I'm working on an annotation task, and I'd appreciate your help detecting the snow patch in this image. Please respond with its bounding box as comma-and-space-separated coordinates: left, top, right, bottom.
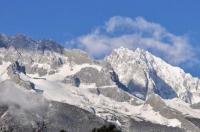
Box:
0, 61, 11, 81
165, 98, 200, 119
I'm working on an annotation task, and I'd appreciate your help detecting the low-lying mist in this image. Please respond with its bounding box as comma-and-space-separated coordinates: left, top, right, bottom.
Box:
0, 80, 49, 124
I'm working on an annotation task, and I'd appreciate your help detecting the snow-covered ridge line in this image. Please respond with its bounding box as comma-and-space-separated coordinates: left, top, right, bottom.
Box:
106, 47, 200, 104
17, 72, 182, 128
1, 33, 200, 131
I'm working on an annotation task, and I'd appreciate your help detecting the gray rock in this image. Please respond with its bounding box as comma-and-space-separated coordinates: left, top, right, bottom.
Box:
89, 87, 132, 102
24, 64, 38, 74
48, 70, 56, 75
0, 34, 64, 54
8, 74, 34, 90
37, 67, 47, 77
18, 81, 35, 90
63, 67, 114, 87
145, 94, 200, 132
0, 81, 109, 132
7, 61, 26, 76
0, 57, 3, 65
50, 57, 63, 69
63, 75, 81, 87
128, 119, 184, 132
64, 49, 92, 64
191, 102, 200, 109
7, 62, 35, 90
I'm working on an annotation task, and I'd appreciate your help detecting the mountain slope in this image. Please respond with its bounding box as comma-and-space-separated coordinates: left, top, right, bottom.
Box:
0, 81, 110, 132
0, 34, 200, 132
106, 47, 200, 104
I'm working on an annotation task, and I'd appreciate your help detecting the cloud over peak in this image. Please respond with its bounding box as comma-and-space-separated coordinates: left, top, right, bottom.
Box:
66, 16, 197, 66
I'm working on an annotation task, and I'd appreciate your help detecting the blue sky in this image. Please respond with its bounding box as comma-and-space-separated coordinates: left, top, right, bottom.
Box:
1, 0, 200, 77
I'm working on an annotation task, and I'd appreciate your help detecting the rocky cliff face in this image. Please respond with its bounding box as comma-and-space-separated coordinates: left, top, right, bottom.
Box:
0, 34, 200, 132
0, 81, 109, 132
106, 47, 200, 104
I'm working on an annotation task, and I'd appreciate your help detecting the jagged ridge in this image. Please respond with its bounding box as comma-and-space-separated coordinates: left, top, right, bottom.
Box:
1, 34, 200, 132
106, 47, 200, 104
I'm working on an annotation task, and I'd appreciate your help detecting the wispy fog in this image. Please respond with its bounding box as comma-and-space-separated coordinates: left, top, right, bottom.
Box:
0, 80, 49, 124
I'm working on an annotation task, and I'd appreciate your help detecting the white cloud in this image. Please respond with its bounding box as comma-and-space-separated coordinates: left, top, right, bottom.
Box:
66, 16, 198, 66
105, 16, 165, 35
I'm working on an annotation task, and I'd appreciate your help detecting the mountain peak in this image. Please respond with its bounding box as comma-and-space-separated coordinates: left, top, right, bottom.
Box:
107, 46, 200, 103
1, 34, 200, 131
113, 47, 151, 58
0, 33, 64, 54
110, 47, 154, 68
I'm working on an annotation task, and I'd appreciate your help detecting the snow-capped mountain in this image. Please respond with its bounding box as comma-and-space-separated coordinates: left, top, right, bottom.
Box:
106, 47, 200, 104
0, 33, 200, 132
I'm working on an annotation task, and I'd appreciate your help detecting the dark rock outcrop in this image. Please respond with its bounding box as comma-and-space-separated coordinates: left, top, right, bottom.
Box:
63, 67, 114, 87
7, 61, 35, 90
0, 81, 109, 132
